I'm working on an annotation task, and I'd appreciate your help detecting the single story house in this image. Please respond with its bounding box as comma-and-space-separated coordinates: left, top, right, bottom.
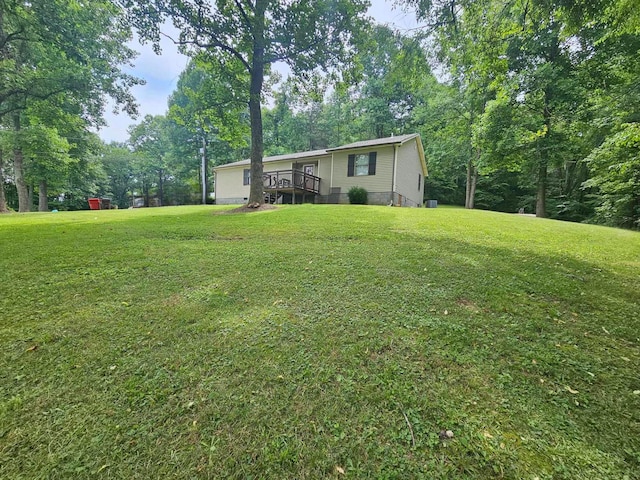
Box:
213, 133, 427, 206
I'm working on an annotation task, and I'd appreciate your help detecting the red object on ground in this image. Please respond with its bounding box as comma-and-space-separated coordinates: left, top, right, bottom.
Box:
88, 198, 101, 210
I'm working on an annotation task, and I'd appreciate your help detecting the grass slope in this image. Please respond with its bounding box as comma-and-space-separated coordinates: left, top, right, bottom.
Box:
1, 205, 639, 479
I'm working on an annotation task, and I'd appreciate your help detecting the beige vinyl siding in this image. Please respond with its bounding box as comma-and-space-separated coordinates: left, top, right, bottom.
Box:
331, 146, 394, 193
214, 167, 250, 203
316, 156, 332, 195
394, 140, 424, 206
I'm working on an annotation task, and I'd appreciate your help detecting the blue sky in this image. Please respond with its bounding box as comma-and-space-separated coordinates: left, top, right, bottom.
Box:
99, 0, 421, 143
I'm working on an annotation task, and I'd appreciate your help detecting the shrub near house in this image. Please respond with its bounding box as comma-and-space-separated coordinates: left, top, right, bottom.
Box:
348, 186, 368, 204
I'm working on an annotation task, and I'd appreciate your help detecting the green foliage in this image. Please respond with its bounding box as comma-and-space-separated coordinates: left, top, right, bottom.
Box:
398, 0, 639, 224
0, 0, 141, 212
347, 186, 368, 204
0, 0, 140, 121
583, 123, 640, 228
168, 57, 249, 147
352, 25, 434, 139
99, 144, 136, 209
18, 124, 73, 186
0, 205, 639, 477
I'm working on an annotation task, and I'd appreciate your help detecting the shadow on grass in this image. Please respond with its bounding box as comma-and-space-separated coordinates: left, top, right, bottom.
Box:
0, 208, 638, 478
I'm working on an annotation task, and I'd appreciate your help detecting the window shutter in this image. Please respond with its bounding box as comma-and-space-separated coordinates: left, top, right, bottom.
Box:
347, 154, 355, 177
368, 152, 377, 175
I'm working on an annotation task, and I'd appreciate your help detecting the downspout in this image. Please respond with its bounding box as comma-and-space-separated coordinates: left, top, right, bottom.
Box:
213, 169, 217, 204
391, 144, 398, 205
330, 153, 334, 189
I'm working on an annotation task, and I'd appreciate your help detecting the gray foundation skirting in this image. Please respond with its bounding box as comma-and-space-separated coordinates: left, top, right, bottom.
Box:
316, 191, 422, 207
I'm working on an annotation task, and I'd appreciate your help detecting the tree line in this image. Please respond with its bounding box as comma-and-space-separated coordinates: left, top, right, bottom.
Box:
1, 0, 638, 229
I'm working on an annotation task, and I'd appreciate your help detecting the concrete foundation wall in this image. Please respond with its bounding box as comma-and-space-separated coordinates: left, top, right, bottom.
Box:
316, 191, 394, 205
215, 197, 246, 205
315, 191, 423, 206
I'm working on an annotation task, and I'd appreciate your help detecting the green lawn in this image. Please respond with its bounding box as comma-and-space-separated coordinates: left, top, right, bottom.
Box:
1, 205, 639, 479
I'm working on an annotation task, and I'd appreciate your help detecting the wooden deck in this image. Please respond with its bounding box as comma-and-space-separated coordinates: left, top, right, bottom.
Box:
263, 169, 320, 194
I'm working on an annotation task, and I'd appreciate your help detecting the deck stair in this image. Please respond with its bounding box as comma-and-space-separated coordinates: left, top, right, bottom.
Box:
264, 192, 282, 204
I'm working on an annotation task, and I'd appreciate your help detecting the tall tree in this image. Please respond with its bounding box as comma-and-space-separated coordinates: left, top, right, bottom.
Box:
353, 25, 433, 140
120, 0, 370, 204
100, 143, 136, 209
168, 57, 249, 203
401, 0, 509, 210
17, 124, 72, 211
406, 0, 598, 217
128, 115, 172, 206
0, 0, 140, 211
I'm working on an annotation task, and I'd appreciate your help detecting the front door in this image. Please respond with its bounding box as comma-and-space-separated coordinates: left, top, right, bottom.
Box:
303, 164, 315, 191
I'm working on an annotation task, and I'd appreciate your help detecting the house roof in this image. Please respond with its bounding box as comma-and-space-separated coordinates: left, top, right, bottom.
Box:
214, 149, 329, 170
213, 133, 427, 176
325, 133, 420, 152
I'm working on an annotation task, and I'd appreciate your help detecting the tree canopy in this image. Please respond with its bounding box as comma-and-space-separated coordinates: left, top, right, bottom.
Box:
0, 0, 141, 211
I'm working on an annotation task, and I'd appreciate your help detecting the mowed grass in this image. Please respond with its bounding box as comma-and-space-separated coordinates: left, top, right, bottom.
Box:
0, 205, 639, 479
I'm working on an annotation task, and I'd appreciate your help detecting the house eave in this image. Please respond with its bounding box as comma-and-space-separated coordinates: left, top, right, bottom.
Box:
213, 149, 329, 171
325, 133, 420, 153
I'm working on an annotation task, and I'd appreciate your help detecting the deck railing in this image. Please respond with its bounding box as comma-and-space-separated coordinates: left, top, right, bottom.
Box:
263, 169, 320, 194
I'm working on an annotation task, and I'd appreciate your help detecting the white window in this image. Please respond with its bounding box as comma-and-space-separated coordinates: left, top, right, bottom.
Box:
355, 154, 370, 176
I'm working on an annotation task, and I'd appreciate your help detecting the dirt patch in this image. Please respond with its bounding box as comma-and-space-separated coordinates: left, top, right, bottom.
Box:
215, 204, 278, 215
457, 298, 481, 313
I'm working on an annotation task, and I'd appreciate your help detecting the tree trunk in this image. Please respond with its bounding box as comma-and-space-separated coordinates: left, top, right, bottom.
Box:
0, 149, 9, 213
468, 168, 477, 209
38, 179, 48, 211
248, 1, 267, 205
201, 135, 208, 204
536, 36, 559, 219
158, 168, 164, 206
12, 114, 30, 212
537, 96, 552, 218
465, 158, 478, 209
535, 159, 547, 217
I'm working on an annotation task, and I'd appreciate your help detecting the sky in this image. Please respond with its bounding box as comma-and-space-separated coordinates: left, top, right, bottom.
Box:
98, 0, 421, 144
